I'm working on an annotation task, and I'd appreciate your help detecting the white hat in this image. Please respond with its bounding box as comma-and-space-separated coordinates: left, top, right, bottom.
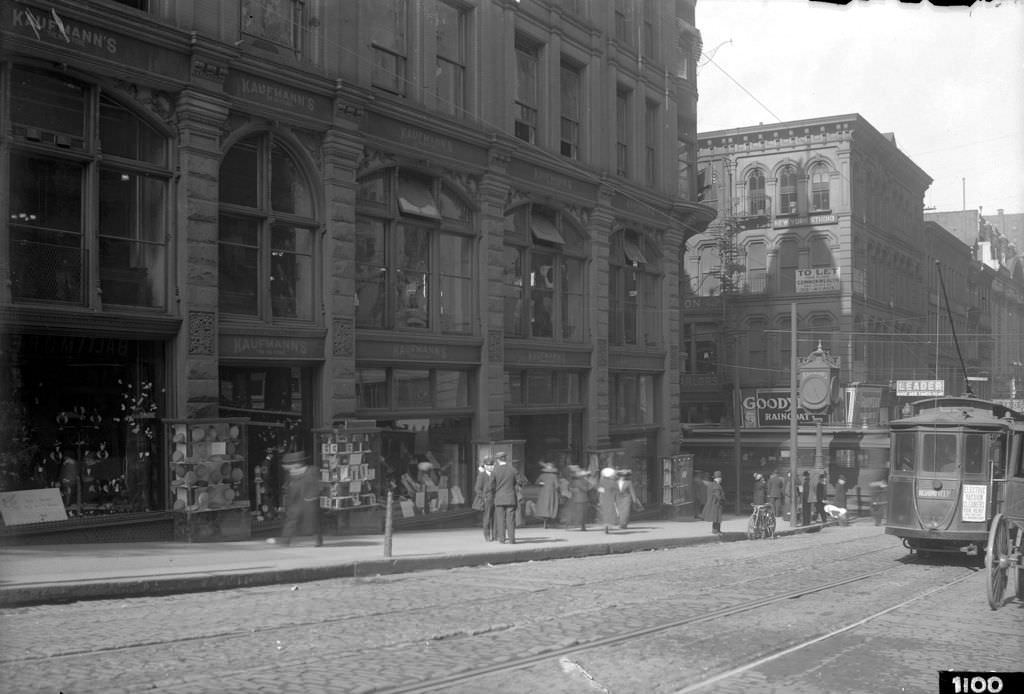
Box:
601, 467, 616, 478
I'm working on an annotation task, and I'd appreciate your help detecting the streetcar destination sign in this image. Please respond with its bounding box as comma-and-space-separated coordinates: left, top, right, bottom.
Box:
917, 488, 953, 498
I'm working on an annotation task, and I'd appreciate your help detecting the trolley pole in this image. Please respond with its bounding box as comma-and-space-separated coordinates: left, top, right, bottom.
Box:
383, 489, 394, 558
789, 302, 799, 528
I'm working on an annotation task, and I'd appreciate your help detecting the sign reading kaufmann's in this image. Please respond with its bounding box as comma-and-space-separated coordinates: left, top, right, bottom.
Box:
796, 267, 840, 293
743, 390, 828, 427
224, 71, 333, 122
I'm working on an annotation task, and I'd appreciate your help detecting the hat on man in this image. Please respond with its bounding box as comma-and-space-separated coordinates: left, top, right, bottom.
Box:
601, 467, 616, 479
617, 469, 632, 477
713, 470, 721, 477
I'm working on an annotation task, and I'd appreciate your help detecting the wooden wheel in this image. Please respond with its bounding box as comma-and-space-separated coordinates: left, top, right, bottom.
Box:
986, 514, 1010, 610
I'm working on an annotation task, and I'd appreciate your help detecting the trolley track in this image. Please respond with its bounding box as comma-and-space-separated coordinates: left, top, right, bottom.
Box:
0, 538, 900, 665
3, 531, 986, 694
376, 566, 978, 694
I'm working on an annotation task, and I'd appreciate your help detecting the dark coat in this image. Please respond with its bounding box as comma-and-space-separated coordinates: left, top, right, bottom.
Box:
473, 468, 494, 508
283, 465, 321, 538
534, 471, 560, 520
490, 462, 519, 506
815, 479, 827, 503
752, 478, 767, 505
767, 474, 785, 500
704, 479, 725, 524
567, 476, 591, 526
834, 480, 848, 509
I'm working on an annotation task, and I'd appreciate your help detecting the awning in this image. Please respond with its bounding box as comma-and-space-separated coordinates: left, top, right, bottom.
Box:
398, 178, 440, 219
530, 215, 565, 245
622, 238, 648, 265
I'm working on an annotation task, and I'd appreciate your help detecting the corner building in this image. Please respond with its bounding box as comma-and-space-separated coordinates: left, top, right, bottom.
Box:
0, 0, 713, 539
685, 114, 949, 508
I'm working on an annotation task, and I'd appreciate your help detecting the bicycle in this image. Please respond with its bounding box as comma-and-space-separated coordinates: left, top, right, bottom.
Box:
747, 503, 776, 540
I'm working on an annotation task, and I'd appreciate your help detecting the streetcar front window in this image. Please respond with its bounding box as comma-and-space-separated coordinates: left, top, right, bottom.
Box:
922, 433, 958, 473
964, 434, 983, 475
892, 431, 916, 472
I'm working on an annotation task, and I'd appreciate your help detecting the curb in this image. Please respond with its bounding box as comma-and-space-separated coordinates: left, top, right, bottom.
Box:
0, 522, 831, 608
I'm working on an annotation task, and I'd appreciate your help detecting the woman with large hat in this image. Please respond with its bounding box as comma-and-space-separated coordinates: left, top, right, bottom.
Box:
597, 466, 619, 534
614, 469, 641, 529
533, 461, 560, 529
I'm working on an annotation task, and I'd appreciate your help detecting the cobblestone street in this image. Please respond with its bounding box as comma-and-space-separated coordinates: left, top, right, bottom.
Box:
2, 526, 1020, 693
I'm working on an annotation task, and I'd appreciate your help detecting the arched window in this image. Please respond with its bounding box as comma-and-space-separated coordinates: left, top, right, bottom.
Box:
810, 163, 830, 211
745, 240, 767, 293
503, 206, 585, 342
778, 165, 798, 215
778, 237, 799, 294
355, 168, 475, 333
747, 169, 766, 215
219, 134, 317, 321
9, 65, 170, 308
610, 229, 661, 347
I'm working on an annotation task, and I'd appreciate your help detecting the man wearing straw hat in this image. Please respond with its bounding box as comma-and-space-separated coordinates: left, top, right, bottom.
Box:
267, 451, 323, 547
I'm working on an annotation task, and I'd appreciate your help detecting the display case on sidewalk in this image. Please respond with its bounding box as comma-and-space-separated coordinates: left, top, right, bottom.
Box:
315, 422, 384, 534
166, 418, 251, 541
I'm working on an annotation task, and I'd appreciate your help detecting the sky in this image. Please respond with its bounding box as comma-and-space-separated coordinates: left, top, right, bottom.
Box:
695, 0, 1024, 216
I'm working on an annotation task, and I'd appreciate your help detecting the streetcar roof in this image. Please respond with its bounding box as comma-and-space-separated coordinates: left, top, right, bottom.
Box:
891, 397, 1024, 429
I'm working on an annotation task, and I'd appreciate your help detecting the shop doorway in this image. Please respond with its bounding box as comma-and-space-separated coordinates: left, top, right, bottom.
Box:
219, 366, 313, 522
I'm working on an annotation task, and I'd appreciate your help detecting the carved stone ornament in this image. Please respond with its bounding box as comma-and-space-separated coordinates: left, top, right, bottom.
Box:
446, 170, 479, 198
112, 80, 175, 122
488, 329, 503, 363
188, 311, 216, 355
357, 149, 397, 178
333, 317, 354, 357
191, 59, 229, 84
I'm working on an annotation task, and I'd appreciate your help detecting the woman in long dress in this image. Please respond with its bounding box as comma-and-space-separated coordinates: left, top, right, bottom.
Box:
613, 469, 641, 529
533, 461, 560, 529
566, 466, 591, 531
597, 467, 619, 534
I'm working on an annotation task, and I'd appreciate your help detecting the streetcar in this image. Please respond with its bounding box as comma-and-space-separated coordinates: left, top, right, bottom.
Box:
885, 395, 1024, 559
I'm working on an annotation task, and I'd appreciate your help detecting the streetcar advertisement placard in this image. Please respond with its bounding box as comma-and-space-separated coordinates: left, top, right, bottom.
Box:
961, 484, 987, 522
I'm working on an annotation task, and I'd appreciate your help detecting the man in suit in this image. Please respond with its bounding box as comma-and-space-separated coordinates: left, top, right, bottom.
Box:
490, 453, 520, 544
473, 458, 495, 541
767, 471, 785, 518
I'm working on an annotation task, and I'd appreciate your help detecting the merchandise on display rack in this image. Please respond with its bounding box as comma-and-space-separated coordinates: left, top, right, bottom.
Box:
315, 423, 385, 533
165, 418, 251, 541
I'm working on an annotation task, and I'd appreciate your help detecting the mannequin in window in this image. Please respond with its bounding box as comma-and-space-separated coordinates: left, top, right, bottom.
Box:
532, 292, 553, 337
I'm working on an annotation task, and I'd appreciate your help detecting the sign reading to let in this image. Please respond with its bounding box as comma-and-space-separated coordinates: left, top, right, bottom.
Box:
0, 488, 68, 526
795, 267, 840, 293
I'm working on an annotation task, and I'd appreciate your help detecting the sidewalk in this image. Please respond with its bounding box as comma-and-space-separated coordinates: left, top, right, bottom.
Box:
0, 514, 833, 608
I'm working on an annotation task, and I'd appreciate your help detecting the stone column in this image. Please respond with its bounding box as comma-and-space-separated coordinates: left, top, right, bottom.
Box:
588, 183, 616, 449
322, 102, 364, 424
174, 88, 230, 418
479, 147, 512, 442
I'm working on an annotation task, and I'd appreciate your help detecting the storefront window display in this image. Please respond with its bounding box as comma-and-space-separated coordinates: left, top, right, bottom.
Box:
0, 335, 165, 515
219, 366, 313, 525
378, 418, 473, 516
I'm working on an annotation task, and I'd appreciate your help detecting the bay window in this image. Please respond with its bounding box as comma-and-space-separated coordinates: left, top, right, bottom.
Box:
356, 169, 475, 333
609, 230, 661, 347
503, 207, 586, 342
